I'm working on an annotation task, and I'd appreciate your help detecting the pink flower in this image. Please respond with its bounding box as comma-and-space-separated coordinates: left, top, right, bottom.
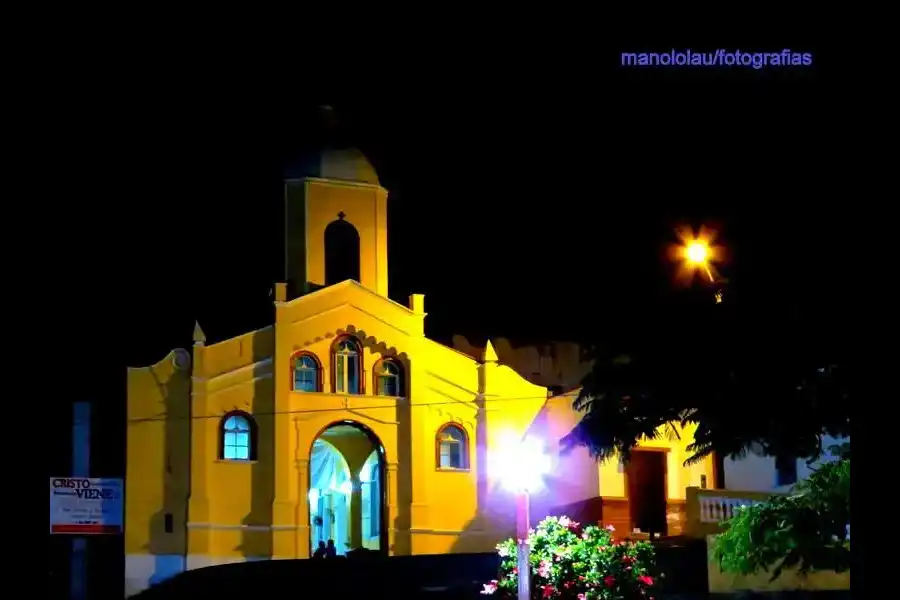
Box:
558, 516, 571, 528
481, 581, 497, 595
638, 575, 654, 586
578, 595, 586, 600
606, 524, 616, 532
538, 560, 551, 578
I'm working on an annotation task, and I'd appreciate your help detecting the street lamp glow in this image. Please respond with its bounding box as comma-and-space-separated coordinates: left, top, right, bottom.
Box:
491, 434, 553, 600
685, 241, 709, 265
493, 435, 552, 493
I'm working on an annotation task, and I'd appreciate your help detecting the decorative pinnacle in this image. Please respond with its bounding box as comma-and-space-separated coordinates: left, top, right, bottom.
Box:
483, 339, 498, 363
192, 321, 206, 345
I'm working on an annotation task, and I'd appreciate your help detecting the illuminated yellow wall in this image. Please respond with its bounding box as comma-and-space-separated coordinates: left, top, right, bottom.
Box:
125, 350, 191, 562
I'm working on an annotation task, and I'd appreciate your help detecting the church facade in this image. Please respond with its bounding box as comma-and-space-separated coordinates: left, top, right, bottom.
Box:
124, 144, 716, 596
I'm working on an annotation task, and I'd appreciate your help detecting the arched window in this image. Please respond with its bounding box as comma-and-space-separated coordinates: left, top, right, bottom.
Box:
436, 424, 469, 470
292, 352, 321, 392
332, 337, 362, 394
324, 217, 361, 285
220, 412, 257, 461
374, 359, 402, 397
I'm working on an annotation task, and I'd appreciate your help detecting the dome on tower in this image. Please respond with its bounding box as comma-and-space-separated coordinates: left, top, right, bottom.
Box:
285, 146, 380, 185
284, 105, 380, 185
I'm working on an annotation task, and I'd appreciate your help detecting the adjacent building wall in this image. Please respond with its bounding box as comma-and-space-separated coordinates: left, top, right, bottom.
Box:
724, 435, 849, 492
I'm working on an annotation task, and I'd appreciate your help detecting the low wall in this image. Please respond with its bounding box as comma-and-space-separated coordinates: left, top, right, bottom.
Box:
706, 536, 850, 594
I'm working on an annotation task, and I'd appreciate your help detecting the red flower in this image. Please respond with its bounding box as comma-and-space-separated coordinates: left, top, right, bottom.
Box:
542, 584, 555, 598
603, 575, 616, 587
622, 555, 636, 564
638, 575, 654, 586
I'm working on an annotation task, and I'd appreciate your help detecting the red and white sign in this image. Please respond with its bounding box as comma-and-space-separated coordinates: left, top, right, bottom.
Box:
49, 477, 123, 535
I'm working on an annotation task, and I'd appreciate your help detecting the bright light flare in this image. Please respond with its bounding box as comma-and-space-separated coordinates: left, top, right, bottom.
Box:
669, 225, 724, 285
491, 434, 553, 493
685, 241, 709, 265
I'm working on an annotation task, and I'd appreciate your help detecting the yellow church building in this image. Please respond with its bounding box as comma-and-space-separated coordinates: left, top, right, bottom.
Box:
124, 140, 716, 596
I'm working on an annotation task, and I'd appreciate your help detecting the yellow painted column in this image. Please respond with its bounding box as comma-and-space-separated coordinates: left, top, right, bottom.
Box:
406, 335, 431, 552
187, 337, 211, 556
295, 458, 310, 558
272, 307, 299, 558
350, 475, 363, 549
386, 462, 398, 555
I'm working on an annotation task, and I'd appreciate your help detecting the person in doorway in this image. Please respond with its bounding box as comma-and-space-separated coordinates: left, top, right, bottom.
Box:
313, 540, 327, 558
326, 539, 337, 558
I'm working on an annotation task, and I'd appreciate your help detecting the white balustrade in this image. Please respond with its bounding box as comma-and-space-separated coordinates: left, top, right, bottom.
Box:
698, 495, 762, 523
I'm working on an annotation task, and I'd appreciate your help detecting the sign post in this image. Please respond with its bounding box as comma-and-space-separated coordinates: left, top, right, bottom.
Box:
48, 403, 123, 600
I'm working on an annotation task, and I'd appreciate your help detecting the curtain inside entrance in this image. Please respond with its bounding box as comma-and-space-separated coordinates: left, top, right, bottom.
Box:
310, 440, 350, 491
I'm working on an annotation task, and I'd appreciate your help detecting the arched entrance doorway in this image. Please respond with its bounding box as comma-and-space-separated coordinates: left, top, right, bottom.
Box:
308, 421, 386, 556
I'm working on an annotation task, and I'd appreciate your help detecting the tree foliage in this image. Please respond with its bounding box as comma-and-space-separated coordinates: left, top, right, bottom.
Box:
562, 285, 853, 466
711, 442, 851, 579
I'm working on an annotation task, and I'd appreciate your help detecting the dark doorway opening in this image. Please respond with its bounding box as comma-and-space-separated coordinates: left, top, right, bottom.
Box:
324, 218, 361, 285
625, 450, 668, 537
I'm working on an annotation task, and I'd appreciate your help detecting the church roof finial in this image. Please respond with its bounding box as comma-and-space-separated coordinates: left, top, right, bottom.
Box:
482, 339, 499, 363
193, 321, 206, 345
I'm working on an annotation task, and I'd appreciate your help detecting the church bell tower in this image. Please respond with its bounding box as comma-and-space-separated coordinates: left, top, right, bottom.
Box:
283, 107, 389, 300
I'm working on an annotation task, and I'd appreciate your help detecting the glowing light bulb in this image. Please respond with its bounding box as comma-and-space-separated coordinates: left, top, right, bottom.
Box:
686, 242, 708, 265
491, 435, 552, 493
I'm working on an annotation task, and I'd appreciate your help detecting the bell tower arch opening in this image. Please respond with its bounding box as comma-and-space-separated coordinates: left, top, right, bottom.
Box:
324, 215, 361, 285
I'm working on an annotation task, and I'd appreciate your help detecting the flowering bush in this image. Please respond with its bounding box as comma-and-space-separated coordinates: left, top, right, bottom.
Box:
482, 516, 658, 600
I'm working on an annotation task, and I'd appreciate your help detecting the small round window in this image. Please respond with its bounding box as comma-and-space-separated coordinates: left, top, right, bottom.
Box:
172, 348, 191, 371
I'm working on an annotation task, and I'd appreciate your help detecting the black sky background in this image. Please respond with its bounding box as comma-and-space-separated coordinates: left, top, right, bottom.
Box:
82, 73, 837, 365
47, 48, 850, 466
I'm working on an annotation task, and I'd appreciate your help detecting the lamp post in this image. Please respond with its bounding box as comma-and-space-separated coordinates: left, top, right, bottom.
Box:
494, 436, 553, 600
676, 229, 729, 487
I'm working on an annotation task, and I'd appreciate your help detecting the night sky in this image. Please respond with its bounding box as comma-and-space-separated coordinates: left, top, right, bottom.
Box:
50, 57, 847, 470
81, 80, 836, 361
